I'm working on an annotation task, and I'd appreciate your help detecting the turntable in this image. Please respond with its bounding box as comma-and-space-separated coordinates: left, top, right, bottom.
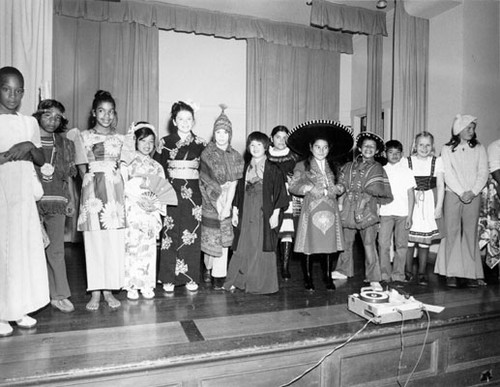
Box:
348, 286, 424, 324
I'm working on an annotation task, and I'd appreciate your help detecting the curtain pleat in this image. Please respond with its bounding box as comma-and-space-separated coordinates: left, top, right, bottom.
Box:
53, 15, 159, 134
54, 0, 352, 54
366, 34, 383, 136
247, 39, 340, 135
392, 0, 429, 152
310, 0, 387, 36
0, 0, 53, 115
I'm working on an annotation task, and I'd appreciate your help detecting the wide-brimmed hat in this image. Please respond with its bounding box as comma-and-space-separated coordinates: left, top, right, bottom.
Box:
355, 131, 385, 154
287, 120, 354, 157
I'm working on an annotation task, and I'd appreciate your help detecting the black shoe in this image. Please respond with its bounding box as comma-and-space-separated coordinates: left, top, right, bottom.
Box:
203, 269, 212, 283
465, 279, 479, 288
281, 242, 292, 280
405, 272, 415, 282
302, 255, 315, 291
213, 277, 225, 290
418, 274, 429, 286
446, 277, 458, 288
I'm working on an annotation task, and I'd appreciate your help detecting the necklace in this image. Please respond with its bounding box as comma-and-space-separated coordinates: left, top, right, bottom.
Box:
40, 134, 56, 182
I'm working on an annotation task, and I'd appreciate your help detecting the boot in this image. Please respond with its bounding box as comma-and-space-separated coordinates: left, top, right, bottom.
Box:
301, 255, 314, 291
281, 241, 292, 280
324, 254, 336, 291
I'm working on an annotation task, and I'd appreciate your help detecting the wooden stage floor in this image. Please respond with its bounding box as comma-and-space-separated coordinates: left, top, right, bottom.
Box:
1, 243, 500, 386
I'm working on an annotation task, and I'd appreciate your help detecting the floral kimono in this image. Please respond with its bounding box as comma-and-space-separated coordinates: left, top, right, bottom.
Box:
154, 132, 206, 286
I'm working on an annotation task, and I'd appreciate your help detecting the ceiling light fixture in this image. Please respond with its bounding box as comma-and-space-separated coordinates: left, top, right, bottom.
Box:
376, 0, 388, 9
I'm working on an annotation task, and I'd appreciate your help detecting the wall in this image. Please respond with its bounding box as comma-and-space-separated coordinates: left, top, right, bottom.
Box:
462, 0, 500, 148
428, 4, 464, 151
158, 30, 247, 153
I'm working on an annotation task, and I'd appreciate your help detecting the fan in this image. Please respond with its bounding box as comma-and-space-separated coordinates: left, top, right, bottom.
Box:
141, 174, 178, 206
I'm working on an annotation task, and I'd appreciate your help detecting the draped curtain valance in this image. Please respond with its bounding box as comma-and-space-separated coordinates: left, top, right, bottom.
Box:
54, 0, 353, 53
310, 0, 387, 36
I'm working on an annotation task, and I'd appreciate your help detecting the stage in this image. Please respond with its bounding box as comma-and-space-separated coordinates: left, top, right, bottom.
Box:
1, 243, 500, 386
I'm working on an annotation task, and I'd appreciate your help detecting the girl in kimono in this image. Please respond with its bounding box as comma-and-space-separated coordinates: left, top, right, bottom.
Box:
0, 66, 48, 336
75, 90, 126, 311
266, 125, 299, 280
223, 131, 289, 294
289, 135, 345, 291
154, 101, 206, 293
200, 106, 244, 289
124, 122, 174, 300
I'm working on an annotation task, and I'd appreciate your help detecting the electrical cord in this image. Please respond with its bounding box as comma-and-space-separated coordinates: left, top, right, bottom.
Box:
279, 318, 375, 387
397, 307, 431, 387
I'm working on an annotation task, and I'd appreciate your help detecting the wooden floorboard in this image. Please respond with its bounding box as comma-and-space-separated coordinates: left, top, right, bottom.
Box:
1, 242, 499, 386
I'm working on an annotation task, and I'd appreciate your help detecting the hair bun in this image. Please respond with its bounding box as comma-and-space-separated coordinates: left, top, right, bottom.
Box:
95, 90, 111, 99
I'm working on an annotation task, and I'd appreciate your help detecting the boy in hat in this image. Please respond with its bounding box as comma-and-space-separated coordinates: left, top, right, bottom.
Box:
332, 132, 393, 291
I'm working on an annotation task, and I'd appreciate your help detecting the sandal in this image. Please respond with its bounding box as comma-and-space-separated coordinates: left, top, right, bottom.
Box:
186, 281, 199, 292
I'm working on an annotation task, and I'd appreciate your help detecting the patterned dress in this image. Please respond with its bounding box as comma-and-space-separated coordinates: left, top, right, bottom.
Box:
200, 142, 244, 257
289, 159, 344, 255
154, 132, 206, 286
124, 153, 169, 292
403, 156, 443, 244
75, 129, 126, 290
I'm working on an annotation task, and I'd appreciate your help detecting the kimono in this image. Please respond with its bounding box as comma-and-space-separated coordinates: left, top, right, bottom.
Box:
224, 160, 289, 294
124, 153, 169, 292
75, 129, 126, 290
154, 132, 206, 286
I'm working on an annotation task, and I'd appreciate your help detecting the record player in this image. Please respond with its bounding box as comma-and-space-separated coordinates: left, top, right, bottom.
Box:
348, 286, 424, 324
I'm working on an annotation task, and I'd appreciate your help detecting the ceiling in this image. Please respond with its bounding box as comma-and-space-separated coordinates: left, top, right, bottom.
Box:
143, 0, 462, 25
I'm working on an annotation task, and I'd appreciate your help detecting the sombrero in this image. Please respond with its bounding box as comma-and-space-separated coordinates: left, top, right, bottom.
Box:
355, 131, 385, 154
287, 120, 354, 157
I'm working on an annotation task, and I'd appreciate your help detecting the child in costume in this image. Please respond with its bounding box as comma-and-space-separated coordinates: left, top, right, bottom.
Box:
200, 105, 244, 289
223, 131, 289, 294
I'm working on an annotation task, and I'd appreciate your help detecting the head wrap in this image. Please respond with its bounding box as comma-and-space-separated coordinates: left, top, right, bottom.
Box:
213, 104, 232, 142
452, 114, 477, 136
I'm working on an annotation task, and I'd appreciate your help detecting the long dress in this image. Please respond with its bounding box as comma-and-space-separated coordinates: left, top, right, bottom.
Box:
154, 132, 206, 286
0, 113, 49, 321
289, 159, 344, 255
75, 129, 126, 291
124, 153, 169, 292
224, 159, 289, 294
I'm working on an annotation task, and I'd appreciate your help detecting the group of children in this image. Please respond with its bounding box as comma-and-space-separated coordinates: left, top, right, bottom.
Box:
331, 121, 488, 292
0, 64, 492, 338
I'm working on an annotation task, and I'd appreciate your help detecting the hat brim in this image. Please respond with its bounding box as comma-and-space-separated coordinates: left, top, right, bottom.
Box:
355, 131, 385, 153
288, 120, 354, 157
